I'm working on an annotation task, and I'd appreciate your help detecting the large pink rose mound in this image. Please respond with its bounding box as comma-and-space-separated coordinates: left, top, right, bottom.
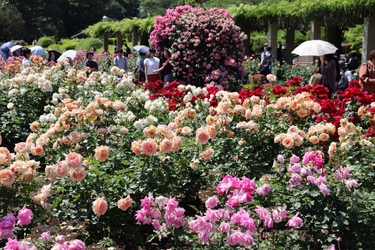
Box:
150, 5, 247, 91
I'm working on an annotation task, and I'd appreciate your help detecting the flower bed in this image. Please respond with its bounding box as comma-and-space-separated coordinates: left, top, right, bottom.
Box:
1, 51, 375, 249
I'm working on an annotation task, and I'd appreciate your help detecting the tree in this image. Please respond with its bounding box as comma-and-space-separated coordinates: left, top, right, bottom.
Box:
0, 5, 25, 41
139, 0, 179, 18
105, 0, 140, 20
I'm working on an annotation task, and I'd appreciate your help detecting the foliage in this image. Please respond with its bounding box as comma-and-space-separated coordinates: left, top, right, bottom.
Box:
58, 39, 81, 52
344, 24, 363, 55
0, 5, 25, 41
37, 36, 56, 48
75, 38, 104, 51
151, 5, 247, 91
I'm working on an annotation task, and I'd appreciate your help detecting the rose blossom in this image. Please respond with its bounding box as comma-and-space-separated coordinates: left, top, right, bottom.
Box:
41, 232, 51, 241
196, 127, 210, 144
319, 133, 329, 141
199, 148, 214, 160
140, 140, 157, 155
17, 205, 33, 226
55, 161, 69, 177
205, 196, 219, 209
0, 147, 12, 165
117, 196, 133, 211
281, 135, 294, 149
66, 152, 83, 168
256, 184, 271, 196
31, 145, 44, 156
287, 212, 303, 228
309, 135, 320, 144
68, 239, 86, 250
5, 238, 19, 249
70, 167, 87, 182
94, 146, 109, 162
55, 235, 65, 244
277, 154, 284, 163
0, 169, 15, 186
159, 139, 173, 153
92, 198, 108, 217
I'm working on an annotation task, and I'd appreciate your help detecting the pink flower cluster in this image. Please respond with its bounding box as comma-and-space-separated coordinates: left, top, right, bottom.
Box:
216, 175, 256, 207
135, 194, 185, 238
284, 151, 358, 195
150, 5, 246, 89
5, 236, 86, 250
0, 205, 32, 239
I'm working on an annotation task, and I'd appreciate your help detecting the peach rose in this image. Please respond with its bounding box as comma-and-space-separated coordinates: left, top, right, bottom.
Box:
312, 103, 321, 113
199, 148, 214, 160
196, 127, 210, 144
319, 133, 329, 142
45, 165, 56, 178
171, 136, 182, 152
181, 126, 192, 136
0, 147, 12, 165
207, 125, 216, 139
92, 197, 108, 217
143, 126, 156, 138
296, 108, 309, 118
0, 135, 2, 145
309, 135, 320, 144
94, 146, 110, 162
141, 140, 157, 155
205, 115, 215, 125
0, 169, 15, 186
66, 152, 83, 168
238, 139, 246, 146
14, 142, 29, 154
282, 135, 294, 149
55, 161, 69, 177
30, 121, 40, 131
245, 109, 252, 120
70, 166, 86, 181
31, 145, 44, 157
251, 105, 263, 118
357, 106, 366, 116
159, 139, 173, 153
131, 140, 142, 155
117, 196, 133, 211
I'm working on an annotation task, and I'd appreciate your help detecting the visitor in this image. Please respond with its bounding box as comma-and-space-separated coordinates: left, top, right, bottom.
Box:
22, 48, 32, 69
144, 47, 160, 84
113, 48, 128, 71
153, 49, 173, 85
336, 66, 352, 91
308, 68, 322, 87
136, 52, 147, 82
64, 57, 75, 71
47, 50, 60, 63
358, 49, 375, 94
320, 54, 337, 98
259, 46, 275, 76
124, 44, 131, 57
261, 46, 275, 64
84, 51, 98, 76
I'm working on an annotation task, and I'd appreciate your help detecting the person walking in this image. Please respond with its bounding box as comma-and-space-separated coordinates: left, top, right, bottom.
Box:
113, 48, 128, 71
153, 49, 173, 85
320, 54, 337, 98
358, 50, 375, 94
144, 47, 160, 84
136, 52, 147, 82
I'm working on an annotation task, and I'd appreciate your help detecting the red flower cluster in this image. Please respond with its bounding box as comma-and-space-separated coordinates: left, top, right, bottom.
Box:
272, 85, 286, 96
285, 76, 302, 87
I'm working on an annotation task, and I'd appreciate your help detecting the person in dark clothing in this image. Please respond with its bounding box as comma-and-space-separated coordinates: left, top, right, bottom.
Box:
154, 49, 173, 85
84, 51, 98, 76
320, 54, 337, 98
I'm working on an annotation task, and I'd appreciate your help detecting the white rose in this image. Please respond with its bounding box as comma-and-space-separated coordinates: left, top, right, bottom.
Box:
7, 103, 14, 109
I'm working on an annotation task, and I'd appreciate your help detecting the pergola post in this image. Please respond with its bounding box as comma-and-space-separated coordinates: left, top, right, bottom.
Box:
310, 21, 321, 40
267, 22, 278, 57
116, 33, 123, 50
362, 17, 375, 63
103, 34, 108, 52
286, 28, 295, 64
132, 30, 139, 47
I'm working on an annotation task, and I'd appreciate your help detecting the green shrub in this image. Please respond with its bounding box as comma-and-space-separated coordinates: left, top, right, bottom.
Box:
37, 36, 55, 48
59, 38, 80, 51
76, 38, 103, 51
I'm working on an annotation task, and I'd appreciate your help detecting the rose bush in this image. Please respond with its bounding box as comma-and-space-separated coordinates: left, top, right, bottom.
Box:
151, 5, 247, 91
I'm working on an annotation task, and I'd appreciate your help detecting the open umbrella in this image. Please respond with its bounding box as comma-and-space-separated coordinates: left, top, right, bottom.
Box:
291, 40, 338, 56
133, 45, 149, 54
10, 45, 23, 53
61, 50, 77, 59
47, 49, 62, 62
30, 46, 46, 56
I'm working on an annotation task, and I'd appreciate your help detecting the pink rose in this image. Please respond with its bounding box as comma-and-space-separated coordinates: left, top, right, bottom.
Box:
55, 161, 69, 177
68, 239, 86, 250
159, 139, 173, 153
17, 205, 33, 226
41, 232, 51, 242
69, 167, 86, 182
66, 152, 83, 168
0, 169, 15, 186
205, 196, 219, 209
287, 212, 303, 228
92, 198, 108, 217
4, 238, 19, 249
55, 235, 65, 244
196, 127, 210, 144
94, 146, 109, 162
141, 140, 157, 155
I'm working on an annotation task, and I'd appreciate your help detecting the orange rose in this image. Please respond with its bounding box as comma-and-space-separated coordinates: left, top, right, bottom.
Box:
0, 169, 15, 186
0, 147, 12, 165
309, 135, 320, 144
66, 152, 83, 168
319, 133, 329, 142
296, 108, 309, 118
282, 135, 294, 149
92, 197, 108, 217
30, 121, 40, 131
131, 140, 142, 155
94, 146, 110, 162
117, 196, 133, 211
32, 145, 44, 157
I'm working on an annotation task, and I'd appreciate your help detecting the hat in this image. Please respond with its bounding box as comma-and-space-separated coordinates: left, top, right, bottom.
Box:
149, 47, 156, 53
116, 48, 123, 53
86, 51, 94, 57
264, 43, 268, 46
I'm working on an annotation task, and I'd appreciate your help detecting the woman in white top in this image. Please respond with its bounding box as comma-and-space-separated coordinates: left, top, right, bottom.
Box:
22, 48, 32, 69
144, 47, 160, 83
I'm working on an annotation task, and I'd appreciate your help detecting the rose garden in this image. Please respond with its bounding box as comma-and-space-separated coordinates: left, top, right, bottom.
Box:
1, 5, 375, 250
